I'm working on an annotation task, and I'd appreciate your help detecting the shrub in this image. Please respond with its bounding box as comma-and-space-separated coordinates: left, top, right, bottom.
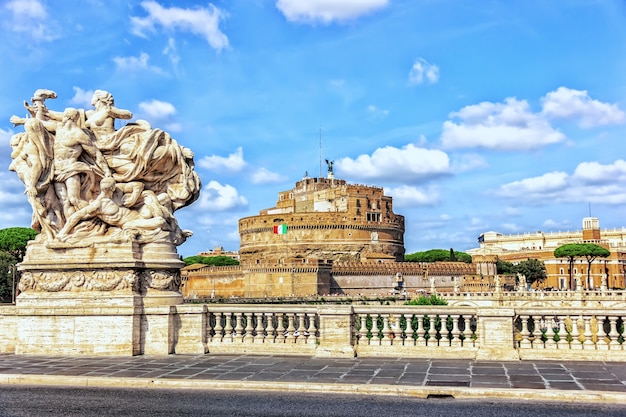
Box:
404, 294, 448, 306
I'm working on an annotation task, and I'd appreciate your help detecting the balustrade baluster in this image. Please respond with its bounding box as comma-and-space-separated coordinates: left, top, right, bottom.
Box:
307, 313, 317, 342
223, 312, 234, 342
556, 316, 568, 350
381, 314, 392, 345
285, 313, 296, 343
357, 314, 368, 345
404, 314, 415, 346
276, 313, 286, 343
459, 315, 468, 347
544, 317, 557, 349
295, 312, 307, 344
234, 312, 244, 341
570, 315, 582, 350
596, 315, 609, 350
206, 312, 215, 342
393, 314, 401, 345
416, 315, 426, 346
244, 312, 254, 343
451, 315, 461, 347
213, 312, 224, 342
265, 312, 276, 343
519, 315, 531, 349
531, 315, 543, 349
255, 312, 265, 343
607, 316, 619, 350
582, 315, 594, 349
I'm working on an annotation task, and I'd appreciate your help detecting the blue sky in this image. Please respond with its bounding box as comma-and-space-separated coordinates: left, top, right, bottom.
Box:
1, 0, 626, 258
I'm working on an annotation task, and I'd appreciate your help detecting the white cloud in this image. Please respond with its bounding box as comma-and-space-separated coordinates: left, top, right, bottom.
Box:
572, 160, 626, 184
498, 171, 569, 197
131, 1, 229, 51
4, 0, 59, 41
163, 37, 180, 66
504, 207, 522, 216
251, 168, 287, 184
384, 185, 440, 207
195, 180, 248, 211
543, 219, 571, 229
70, 87, 94, 108
367, 105, 389, 118
541, 87, 625, 128
138, 99, 176, 119
408, 58, 439, 85
276, 0, 389, 23
450, 153, 487, 173
338, 143, 451, 182
495, 160, 626, 206
113, 52, 165, 74
441, 97, 566, 151
463, 217, 489, 233
198, 148, 247, 172
501, 223, 523, 232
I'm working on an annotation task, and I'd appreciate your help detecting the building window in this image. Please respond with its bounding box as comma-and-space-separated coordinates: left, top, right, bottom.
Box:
367, 212, 381, 222
559, 268, 564, 274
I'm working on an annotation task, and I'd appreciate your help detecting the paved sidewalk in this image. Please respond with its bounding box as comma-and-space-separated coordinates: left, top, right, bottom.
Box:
1, 354, 626, 403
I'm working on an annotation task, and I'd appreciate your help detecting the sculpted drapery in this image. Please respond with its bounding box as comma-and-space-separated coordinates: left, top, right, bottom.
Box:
9, 89, 200, 247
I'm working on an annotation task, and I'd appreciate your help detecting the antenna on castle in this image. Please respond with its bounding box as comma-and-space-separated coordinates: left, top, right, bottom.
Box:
319, 125, 322, 179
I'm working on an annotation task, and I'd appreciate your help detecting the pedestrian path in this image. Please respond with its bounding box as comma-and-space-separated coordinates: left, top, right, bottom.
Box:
1, 354, 625, 403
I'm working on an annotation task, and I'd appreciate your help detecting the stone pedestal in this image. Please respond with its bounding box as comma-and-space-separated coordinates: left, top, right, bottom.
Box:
14, 241, 184, 356
315, 305, 356, 358
475, 307, 520, 361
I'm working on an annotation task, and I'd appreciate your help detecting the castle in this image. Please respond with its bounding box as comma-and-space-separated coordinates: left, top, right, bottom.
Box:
182, 170, 481, 298
238, 171, 405, 264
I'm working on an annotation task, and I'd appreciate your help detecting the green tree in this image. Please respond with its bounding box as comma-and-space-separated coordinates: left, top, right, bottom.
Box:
496, 258, 516, 274
0, 227, 37, 303
405, 249, 471, 263
0, 251, 17, 303
0, 227, 38, 262
183, 255, 240, 266
554, 243, 610, 289
513, 258, 547, 289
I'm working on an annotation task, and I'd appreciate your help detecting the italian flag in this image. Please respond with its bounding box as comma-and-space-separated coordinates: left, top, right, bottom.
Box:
273, 224, 287, 234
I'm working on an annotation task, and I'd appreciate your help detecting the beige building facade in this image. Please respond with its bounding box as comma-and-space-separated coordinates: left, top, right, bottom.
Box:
468, 217, 626, 290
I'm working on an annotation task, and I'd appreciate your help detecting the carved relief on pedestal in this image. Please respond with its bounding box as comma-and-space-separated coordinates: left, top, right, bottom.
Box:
18, 270, 140, 293
141, 270, 182, 292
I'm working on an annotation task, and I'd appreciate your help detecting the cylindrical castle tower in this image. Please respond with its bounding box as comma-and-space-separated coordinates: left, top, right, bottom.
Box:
238, 175, 405, 264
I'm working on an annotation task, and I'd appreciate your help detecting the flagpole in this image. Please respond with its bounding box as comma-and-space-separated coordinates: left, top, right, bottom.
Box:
319, 125, 322, 179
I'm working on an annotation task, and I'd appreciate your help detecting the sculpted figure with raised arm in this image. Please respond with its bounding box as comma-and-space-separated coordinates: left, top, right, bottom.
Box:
8, 89, 201, 248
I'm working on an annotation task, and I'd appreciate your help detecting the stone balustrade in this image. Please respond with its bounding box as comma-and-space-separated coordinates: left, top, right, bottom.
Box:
1, 302, 624, 360
351, 305, 481, 359
514, 307, 626, 361
201, 305, 320, 356
440, 289, 626, 308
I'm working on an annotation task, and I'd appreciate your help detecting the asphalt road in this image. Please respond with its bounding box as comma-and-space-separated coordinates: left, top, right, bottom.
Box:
0, 386, 625, 417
